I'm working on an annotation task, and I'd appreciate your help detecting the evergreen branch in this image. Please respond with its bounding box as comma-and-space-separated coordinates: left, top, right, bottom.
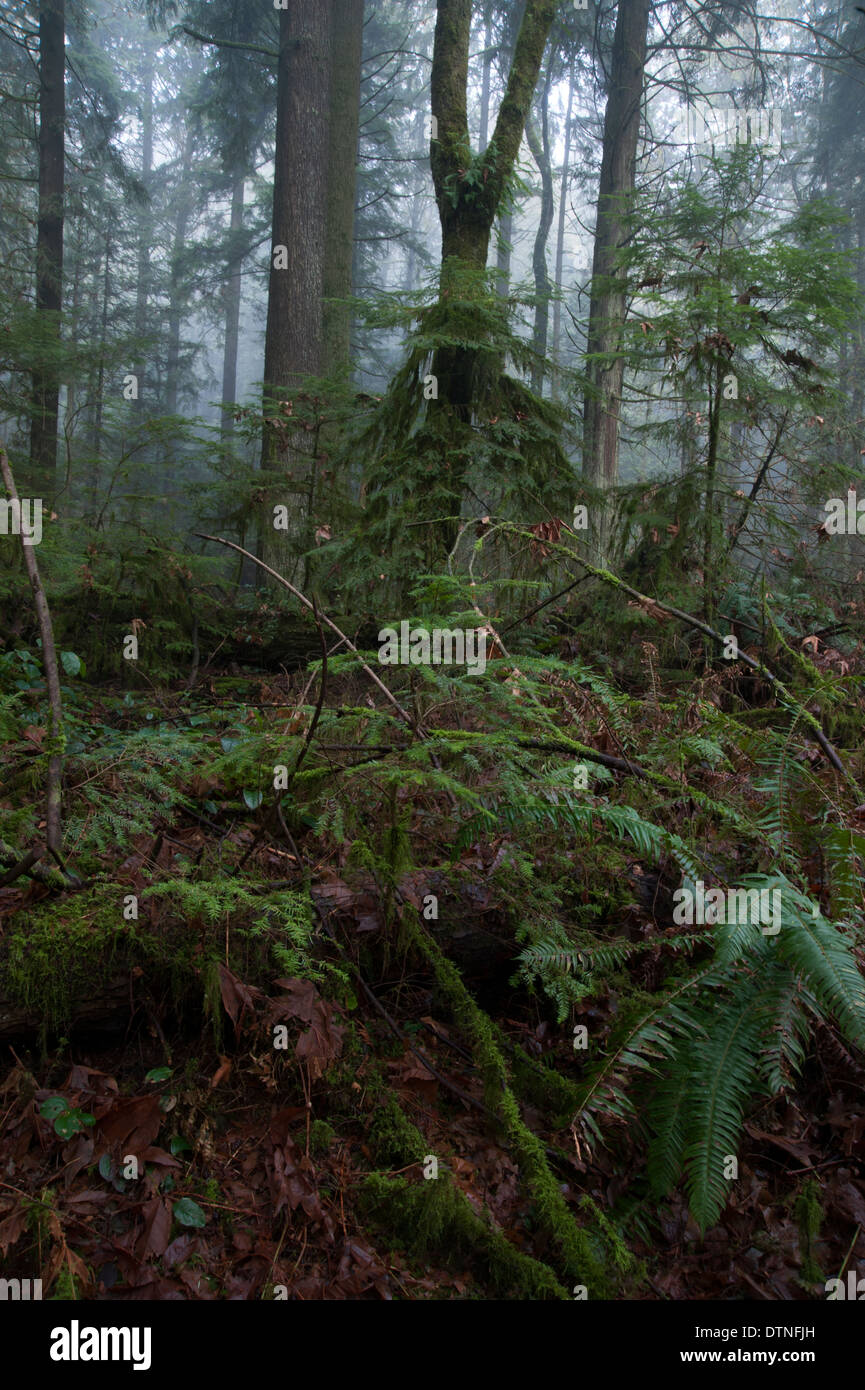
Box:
179, 26, 278, 60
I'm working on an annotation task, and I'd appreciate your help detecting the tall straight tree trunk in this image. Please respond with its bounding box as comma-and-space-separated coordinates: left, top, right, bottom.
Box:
551, 58, 575, 399
134, 59, 154, 413
526, 63, 554, 394
323, 0, 364, 376
260, 1, 333, 579
30, 0, 65, 477
64, 227, 82, 447
406, 110, 426, 292
91, 224, 111, 503
220, 172, 245, 437
582, 0, 650, 496
478, 0, 493, 148
166, 128, 195, 417
495, 209, 513, 297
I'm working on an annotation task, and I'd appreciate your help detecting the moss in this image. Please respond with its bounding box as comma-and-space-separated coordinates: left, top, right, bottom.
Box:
2, 892, 131, 1034
795, 1179, 824, 1286
0, 876, 332, 1039
500, 1033, 583, 1121
360, 1173, 565, 1300
401, 910, 632, 1294
363, 1089, 568, 1298
309, 1119, 337, 1157
369, 1097, 426, 1168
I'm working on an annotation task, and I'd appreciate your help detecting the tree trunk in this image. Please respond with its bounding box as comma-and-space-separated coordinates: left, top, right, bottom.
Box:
64, 231, 82, 448
430, 0, 555, 406
323, 0, 364, 377
260, 2, 333, 581
30, 0, 65, 478
491, 1, 527, 302
478, 0, 493, 149
551, 59, 575, 400
526, 64, 554, 395
220, 173, 245, 437
495, 208, 513, 299
582, 0, 650, 495
92, 226, 111, 468
134, 58, 154, 413
166, 127, 195, 417
703, 359, 724, 633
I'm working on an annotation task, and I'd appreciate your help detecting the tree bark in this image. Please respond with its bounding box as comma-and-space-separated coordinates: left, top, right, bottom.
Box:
582, 0, 650, 493
134, 57, 154, 413
220, 172, 245, 436
166, 127, 195, 417
260, 2, 333, 581
526, 64, 554, 395
30, 0, 65, 477
551, 58, 575, 400
430, 0, 555, 406
323, 0, 364, 377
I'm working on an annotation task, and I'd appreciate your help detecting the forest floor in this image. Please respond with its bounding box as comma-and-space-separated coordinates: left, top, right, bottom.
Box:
1, 644, 864, 1301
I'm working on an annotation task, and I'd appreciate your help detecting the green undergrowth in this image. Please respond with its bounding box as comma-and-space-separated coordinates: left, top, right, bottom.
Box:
2, 579, 864, 1251
0, 875, 338, 1042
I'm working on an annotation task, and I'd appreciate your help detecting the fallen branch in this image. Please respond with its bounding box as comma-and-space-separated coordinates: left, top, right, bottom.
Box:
0, 447, 77, 883
516, 740, 647, 779
195, 534, 416, 731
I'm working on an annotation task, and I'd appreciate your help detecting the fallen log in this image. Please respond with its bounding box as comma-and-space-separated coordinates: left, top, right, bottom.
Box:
0, 975, 135, 1040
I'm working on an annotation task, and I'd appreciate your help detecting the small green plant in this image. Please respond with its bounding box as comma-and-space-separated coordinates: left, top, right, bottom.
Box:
39, 1097, 95, 1140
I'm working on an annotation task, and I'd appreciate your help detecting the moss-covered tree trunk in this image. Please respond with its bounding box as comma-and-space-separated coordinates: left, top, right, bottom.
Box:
428, 0, 555, 493
431, 0, 553, 279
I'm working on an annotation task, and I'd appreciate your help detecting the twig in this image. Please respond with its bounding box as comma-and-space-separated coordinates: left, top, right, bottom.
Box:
727, 412, 788, 556
195, 534, 416, 731
516, 739, 648, 778
498, 573, 594, 637
506, 523, 856, 788
286, 596, 328, 787
0, 447, 73, 876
